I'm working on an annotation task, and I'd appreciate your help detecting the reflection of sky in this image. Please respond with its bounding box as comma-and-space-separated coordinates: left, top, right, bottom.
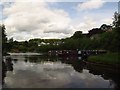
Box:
4, 60, 115, 88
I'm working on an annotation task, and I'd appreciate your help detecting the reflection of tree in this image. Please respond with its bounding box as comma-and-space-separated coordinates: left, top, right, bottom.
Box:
13, 59, 18, 63
86, 63, 120, 89
2, 60, 7, 85
24, 56, 85, 73
2, 57, 13, 85
24, 59, 28, 62
15, 55, 120, 89
26, 56, 38, 63
60, 57, 85, 73
5, 57, 13, 71
25, 55, 59, 63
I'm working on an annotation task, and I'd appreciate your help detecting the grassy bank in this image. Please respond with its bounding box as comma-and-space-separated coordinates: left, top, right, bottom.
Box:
87, 53, 120, 65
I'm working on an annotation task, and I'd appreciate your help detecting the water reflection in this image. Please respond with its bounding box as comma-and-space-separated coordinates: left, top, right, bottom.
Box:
5, 57, 13, 71
13, 59, 18, 63
2, 55, 119, 88
2, 57, 13, 85
2, 61, 7, 85
86, 63, 120, 89
58, 57, 84, 73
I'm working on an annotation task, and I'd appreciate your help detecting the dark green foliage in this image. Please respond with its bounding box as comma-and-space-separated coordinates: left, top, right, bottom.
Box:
71, 31, 83, 39
1, 24, 8, 55
5, 27, 120, 53
88, 53, 120, 64
113, 12, 120, 27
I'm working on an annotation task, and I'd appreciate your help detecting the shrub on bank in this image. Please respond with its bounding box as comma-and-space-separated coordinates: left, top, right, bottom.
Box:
87, 53, 120, 65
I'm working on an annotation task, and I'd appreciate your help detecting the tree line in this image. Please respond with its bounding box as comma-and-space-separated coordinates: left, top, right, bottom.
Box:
1, 12, 120, 54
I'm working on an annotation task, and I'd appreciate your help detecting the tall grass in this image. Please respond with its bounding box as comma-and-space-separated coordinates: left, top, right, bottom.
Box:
87, 53, 120, 65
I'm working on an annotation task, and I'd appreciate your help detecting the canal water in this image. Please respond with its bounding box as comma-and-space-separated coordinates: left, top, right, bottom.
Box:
2, 54, 120, 88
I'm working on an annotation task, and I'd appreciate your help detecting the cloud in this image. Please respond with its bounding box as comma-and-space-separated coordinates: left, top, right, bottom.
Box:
0, 20, 2, 25
76, 0, 105, 11
3, 2, 72, 41
71, 14, 113, 34
3, 1, 114, 41
73, 16, 97, 33
101, 18, 113, 25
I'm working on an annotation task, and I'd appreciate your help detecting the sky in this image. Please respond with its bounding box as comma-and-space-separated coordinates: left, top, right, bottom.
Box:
0, 0, 119, 41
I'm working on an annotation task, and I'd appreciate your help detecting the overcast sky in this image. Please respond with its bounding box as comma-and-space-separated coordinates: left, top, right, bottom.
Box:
0, 0, 118, 41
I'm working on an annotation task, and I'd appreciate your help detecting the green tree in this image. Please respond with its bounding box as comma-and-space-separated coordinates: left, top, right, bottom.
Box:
1, 25, 8, 55
113, 12, 120, 27
71, 31, 83, 39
